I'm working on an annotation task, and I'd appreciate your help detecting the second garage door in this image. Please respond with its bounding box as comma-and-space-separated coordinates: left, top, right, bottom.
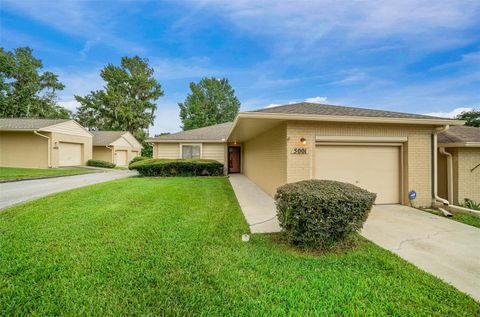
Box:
59, 142, 82, 166
115, 150, 128, 166
315, 145, 400, 204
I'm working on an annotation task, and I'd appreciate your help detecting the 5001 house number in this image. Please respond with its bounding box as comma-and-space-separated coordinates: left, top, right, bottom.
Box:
291, 148, 307, 155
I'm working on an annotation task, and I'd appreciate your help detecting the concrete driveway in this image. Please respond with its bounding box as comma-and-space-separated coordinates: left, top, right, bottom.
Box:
0, 170, 137, 210
362, 204, 480, 301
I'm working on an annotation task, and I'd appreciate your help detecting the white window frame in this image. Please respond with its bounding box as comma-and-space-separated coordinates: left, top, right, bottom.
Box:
179, 143, 203, 159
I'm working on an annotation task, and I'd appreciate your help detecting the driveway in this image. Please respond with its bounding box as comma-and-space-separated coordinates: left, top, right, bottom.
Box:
0, 170, 137, 210
362, 204, 480, 301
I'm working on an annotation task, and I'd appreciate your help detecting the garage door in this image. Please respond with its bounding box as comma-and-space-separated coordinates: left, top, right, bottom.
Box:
315, 145, 400, 204
131, 151, 140, 159
115, 150, 128, 166
59, 142, 82, 166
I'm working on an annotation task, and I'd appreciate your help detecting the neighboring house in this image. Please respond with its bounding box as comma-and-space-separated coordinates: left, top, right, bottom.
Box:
0, 118, 92, 168
91, 131, 142, 166
437, 125, 480, 204
149, 102, 463, 207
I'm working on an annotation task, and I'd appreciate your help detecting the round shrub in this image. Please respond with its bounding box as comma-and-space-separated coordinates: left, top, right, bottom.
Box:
275, 180, 376, 249
86, 159, 116, 168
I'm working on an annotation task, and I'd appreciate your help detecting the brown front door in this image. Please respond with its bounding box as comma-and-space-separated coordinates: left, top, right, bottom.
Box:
228, 147, 241, 173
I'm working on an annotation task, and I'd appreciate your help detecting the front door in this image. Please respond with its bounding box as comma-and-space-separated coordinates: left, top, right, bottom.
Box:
228, 147, 241, 173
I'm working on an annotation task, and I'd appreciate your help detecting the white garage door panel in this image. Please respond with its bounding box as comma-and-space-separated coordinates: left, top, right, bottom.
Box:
115, 150, 128, 166
315, 145, 400, 204
59, 143, 82, 166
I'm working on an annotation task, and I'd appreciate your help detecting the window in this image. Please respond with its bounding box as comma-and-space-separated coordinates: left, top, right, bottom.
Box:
182, 145, 201, 159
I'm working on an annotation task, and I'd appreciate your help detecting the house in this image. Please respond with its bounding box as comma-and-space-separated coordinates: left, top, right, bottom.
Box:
437, 125, 480, 204
91, 131, 142, 166
148, 103, 464, 207
0, 118, 93, 168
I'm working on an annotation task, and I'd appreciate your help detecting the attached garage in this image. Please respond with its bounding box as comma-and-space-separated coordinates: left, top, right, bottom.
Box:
114, 150, 128, 166
0, 118, 92, 168
91, 131, 142, 166
315, 145, 401, 204
59, 142, 83, 166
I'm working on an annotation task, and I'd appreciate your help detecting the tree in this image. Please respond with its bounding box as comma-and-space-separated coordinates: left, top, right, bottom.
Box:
0, 47, 70, 119
75, 56, 164, 156
179, 77, 240, 130
456, 109, 480, 127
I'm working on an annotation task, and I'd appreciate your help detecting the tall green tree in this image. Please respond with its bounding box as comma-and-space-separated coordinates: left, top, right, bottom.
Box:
75, 56, 164, 156
179, 77, 240, 130
0, 47, 70, 118
456, 109, 480, 127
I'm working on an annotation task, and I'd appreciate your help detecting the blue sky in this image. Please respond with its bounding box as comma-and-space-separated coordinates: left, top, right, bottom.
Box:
1, 0, 479, 135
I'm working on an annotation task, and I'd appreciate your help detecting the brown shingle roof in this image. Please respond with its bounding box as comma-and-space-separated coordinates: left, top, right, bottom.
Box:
91, 131, 128, 145
438, 126, 480, 144
0, 118, 70, 130
251, 102, 449, 120
149, 122, 233, 142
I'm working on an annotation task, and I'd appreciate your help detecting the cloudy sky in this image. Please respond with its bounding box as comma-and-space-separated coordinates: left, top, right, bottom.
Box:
1, 0, 479, 134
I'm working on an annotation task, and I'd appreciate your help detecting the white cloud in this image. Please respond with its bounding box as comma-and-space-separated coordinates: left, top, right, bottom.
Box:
265, 103, 280, 108
424, 107, 473, 118
304, 96, 328, 104
192, 1, 480, 53
58, 100, 81, 111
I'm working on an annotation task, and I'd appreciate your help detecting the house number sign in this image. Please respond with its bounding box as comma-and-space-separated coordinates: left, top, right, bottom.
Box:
291, 148, 307, 155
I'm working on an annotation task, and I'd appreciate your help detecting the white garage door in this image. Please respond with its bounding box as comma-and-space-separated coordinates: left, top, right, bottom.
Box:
315, 145, 400, 204
59, 142, 82, 166
115, 150, 128, 166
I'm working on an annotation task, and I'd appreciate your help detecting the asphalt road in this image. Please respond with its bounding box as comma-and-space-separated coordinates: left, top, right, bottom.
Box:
0, 170, 137, 210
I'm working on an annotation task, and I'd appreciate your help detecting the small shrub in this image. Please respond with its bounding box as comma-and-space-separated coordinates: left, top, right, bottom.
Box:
275, 180, 376, 249
462, 198, 480, 211
128, 159, 224, 177
129, 156, 149, 165
86, 159, 116, 168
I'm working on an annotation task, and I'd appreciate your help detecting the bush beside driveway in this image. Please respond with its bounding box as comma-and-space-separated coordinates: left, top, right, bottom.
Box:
0, 177, 478, 315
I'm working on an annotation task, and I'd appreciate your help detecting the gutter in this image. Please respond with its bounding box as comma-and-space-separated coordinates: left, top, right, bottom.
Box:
439, 147, 454, 203
34, 130, 52, 168
432, 125, 450, 207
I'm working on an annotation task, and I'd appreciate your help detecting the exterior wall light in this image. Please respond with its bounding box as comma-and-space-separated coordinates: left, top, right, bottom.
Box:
300, 138, 307, 145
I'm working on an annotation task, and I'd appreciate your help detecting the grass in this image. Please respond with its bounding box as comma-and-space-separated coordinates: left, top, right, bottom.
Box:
0, 166, 97, 182
423, 208, 480, 229
0, 177, 478, 316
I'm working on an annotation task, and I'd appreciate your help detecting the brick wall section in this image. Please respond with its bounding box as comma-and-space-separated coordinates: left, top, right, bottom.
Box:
243, 122, 287, 196
286, 121, 435, 207
456, 148, 480, 203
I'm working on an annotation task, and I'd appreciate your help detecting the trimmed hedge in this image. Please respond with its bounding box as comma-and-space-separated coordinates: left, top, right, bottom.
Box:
129, 156, 149, 165
86, 159, 116, 168
275, 180, 376, 249
129, 159, 224, 177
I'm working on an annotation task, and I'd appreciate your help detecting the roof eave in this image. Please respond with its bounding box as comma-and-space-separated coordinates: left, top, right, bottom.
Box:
147, 139, 226, 143
237, 111, 465, 126
438, 142, 480, 148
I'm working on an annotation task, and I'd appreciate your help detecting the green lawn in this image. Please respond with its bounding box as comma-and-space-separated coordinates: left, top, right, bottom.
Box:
424, 208, 480, 229
0, 178, 478, 316
0, 166, 96, 181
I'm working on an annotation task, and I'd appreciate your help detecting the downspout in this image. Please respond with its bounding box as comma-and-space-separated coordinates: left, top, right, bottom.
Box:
432, 125, 449, 206
34, 130, 52, 168
439, 147, 453, 203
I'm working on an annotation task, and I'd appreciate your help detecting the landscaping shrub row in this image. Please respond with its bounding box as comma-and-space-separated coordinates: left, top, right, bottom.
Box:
86, 159, 116, 168
275, 179, 376, 249
129, 158, 224, 177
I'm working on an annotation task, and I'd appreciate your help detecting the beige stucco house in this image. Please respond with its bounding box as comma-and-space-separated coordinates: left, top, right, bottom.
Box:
0, 118, 92, 168
149, 103, 464, 207
437, 125, 480, 204
92, 131, 142, 166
